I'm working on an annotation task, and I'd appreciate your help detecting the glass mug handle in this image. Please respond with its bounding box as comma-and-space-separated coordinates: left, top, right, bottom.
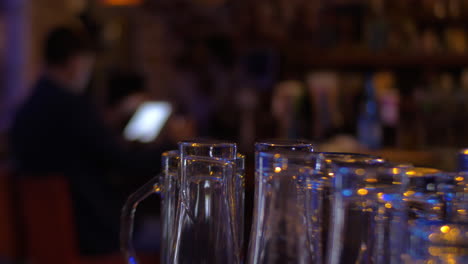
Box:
121, 174, 163, 264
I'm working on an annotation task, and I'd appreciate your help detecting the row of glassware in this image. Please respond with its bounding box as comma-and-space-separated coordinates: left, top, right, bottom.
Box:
121, 140, 468, 264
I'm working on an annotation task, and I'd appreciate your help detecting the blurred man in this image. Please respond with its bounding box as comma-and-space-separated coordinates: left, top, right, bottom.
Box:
10, 26, 167, 255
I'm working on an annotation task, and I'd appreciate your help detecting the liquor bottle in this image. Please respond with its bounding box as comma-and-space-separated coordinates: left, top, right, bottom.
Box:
272, 80, 305, 139
375, 71, 399, 147
357, 76, 382, 150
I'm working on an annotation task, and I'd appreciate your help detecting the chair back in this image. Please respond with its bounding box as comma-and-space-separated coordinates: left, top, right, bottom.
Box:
0, 166, 17, 261
18, 175, 80, 264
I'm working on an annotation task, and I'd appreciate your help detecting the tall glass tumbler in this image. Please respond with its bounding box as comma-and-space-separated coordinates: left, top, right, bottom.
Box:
399, 169, 468, 263
401, 171, 468, 263
172, 141, 240, 264
247, 150, 320, 264
308, 153, 383, 264
406, 221, 468, 264
403, 168, 448, 222
327, 161, 410, 264
440, 172, 468, 223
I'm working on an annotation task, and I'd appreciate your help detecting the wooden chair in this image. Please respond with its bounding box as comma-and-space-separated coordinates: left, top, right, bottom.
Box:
17, 175, 158, 264
0, 165, 18, 262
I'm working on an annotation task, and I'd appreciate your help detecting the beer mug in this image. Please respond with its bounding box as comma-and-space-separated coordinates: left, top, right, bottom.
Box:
121, 141, 245, 264
121, 150, 179, 264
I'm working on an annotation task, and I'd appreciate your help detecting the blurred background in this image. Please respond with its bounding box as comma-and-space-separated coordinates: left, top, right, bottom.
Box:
2, 0, 468, 263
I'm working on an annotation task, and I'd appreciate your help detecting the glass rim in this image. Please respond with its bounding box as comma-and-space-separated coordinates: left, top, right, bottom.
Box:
410, 221, 468, 243
179, 139, 237, 148
257, 151, 384, 162
332, 160, 411, 170
237, 153, 246, 159
318, 151, 383, 159
405, 167, 442, 177
164, 149, 245, 160
255, 139, 314, 149
257, 150, 320, 160
321, 152, 382, 160
162, 150, 179, 157
405, 170, 468, 183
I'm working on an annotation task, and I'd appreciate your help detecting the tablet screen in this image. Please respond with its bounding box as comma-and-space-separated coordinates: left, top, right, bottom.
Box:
124, 101, 172, 143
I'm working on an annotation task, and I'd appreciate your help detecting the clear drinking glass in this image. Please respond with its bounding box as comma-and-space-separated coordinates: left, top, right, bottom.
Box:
247, 150, 321, 264
400, 170, 468, 263
404, 172, 468, 263
327, 161, 411, 264
248, 140, 315, 263
406, 221, 468, 264
441, 172, 468, 223
121, 141, 244, 264
308, 153, 383, 264
172, 141, 240, 264
403, 168, 449, 222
